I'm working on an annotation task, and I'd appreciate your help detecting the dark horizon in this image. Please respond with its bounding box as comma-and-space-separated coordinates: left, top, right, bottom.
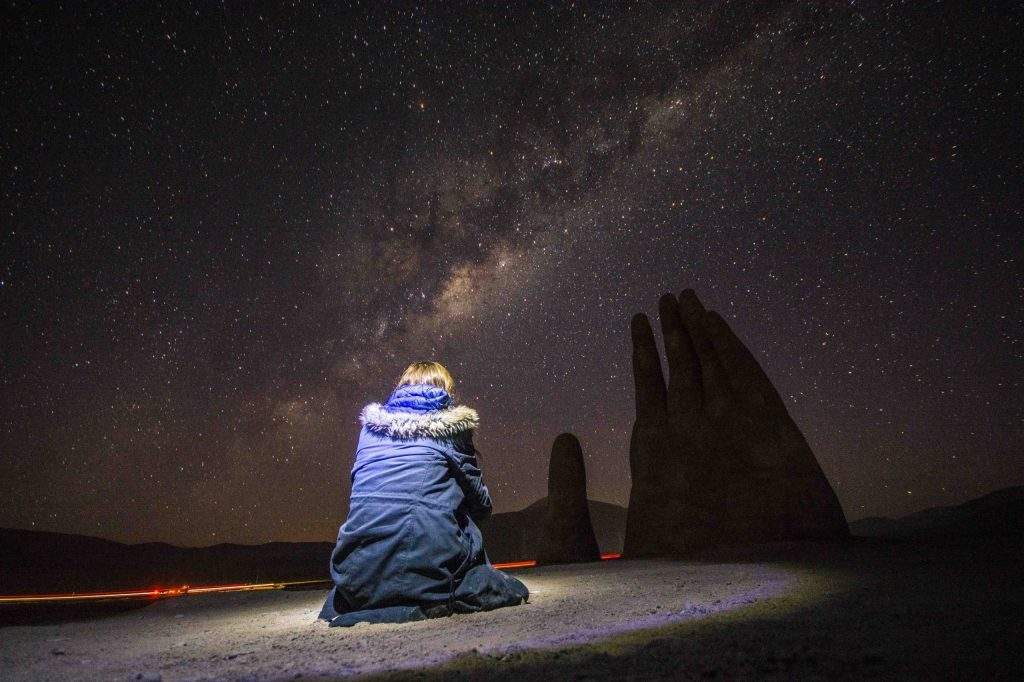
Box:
3, 1, 1021, 546
5, 483, 1024, 551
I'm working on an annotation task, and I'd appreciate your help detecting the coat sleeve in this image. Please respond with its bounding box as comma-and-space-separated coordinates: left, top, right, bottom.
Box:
446, 431, 492, 523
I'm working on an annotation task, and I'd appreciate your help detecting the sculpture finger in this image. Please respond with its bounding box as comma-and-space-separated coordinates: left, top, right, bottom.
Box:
677, 290, 730, 416
547, 432, 588, 505
658, 292, 700, 415
704, 311, 785, 411
631, 312, 668, 419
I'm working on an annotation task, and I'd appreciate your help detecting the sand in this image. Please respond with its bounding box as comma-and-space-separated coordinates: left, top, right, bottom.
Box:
2, 540, 1020, 680
1, 559, 794, 680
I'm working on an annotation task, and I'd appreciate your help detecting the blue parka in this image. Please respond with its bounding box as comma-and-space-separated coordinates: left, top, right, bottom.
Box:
318, 383, 529, 626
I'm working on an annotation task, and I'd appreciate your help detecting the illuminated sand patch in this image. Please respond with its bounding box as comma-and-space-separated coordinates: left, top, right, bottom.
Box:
1, 559, 800, 681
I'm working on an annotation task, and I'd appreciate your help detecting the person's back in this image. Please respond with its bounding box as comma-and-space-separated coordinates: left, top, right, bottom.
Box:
319, 362, 529, 627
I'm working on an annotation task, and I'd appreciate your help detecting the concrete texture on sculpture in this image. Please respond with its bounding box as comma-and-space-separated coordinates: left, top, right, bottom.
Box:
537, 433, 601, 565
624, 290, 849, 557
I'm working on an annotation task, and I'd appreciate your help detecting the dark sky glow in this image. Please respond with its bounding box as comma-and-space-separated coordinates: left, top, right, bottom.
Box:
2, 1, 1021, 545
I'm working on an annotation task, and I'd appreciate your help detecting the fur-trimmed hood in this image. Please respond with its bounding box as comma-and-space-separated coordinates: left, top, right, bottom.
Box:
360, 402, 479, 440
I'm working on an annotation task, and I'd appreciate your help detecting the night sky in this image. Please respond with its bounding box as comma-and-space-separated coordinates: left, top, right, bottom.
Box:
2, 1, 1021, 546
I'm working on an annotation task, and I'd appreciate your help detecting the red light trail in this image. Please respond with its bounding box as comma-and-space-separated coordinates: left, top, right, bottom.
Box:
0, 553, 623, 605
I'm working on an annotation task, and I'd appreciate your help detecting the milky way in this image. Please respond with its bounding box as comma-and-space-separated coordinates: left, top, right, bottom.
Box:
2, 1, 1021, 544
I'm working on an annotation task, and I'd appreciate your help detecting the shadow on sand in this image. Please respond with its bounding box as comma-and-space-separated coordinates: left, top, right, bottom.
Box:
366, 537, 1024, 680
0, 598, 158, 627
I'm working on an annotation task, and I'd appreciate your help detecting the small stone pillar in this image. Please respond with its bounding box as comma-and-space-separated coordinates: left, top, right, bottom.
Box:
537, 433, 601, 565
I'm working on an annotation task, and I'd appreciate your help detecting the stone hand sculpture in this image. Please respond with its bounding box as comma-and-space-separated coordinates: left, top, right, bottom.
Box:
624, 290, 849, 557
537, 432, 601, 565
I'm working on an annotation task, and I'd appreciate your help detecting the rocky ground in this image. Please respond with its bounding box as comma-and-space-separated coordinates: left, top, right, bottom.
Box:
2, 539, 1020, 680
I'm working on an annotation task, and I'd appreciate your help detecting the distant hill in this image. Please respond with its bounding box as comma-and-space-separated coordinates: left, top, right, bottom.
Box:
0, 498, 627, 595
849, 486, 1024, 540
0, 528, 335, 596
479, 498, 627, 562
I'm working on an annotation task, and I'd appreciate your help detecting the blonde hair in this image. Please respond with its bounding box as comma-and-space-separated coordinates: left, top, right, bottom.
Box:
396, 361, 455, 399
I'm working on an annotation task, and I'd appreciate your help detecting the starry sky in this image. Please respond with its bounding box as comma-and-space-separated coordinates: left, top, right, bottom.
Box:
2, 1, 1021, 546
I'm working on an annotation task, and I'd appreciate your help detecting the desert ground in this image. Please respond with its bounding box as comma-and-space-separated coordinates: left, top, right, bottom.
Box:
1, 539, 1020, 680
